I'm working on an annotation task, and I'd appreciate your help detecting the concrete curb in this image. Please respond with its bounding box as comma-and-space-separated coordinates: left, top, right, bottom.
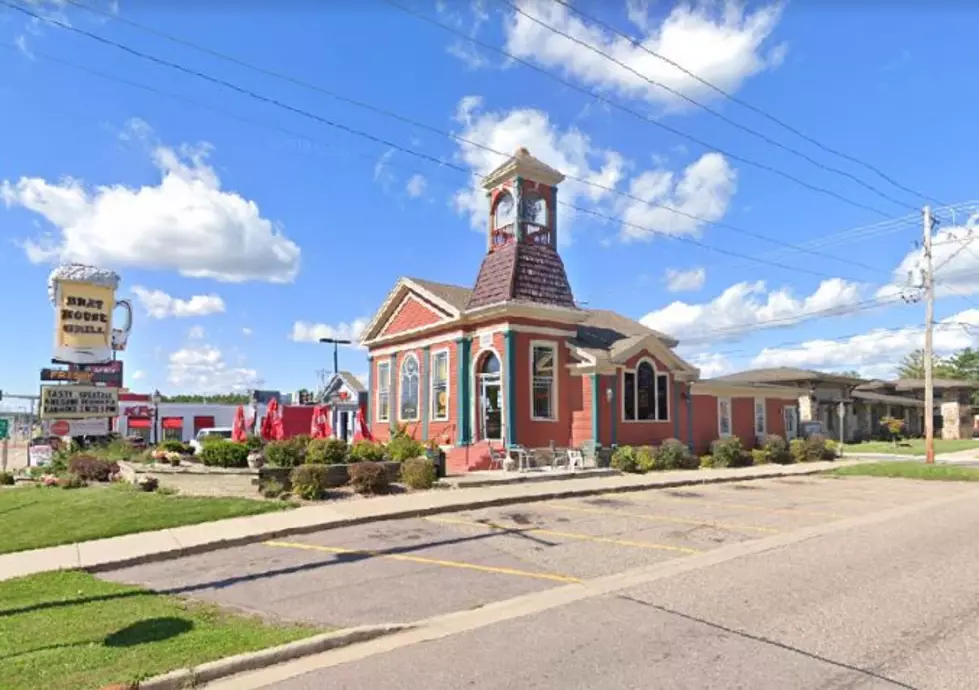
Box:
82, 461, 864, 576
134, 624, 410, 690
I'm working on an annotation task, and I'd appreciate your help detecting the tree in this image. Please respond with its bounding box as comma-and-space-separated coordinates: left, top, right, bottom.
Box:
833, 370, 862, 379
944, 347, 979, 381
161, 393, 251, 404
896, 349, 954, 379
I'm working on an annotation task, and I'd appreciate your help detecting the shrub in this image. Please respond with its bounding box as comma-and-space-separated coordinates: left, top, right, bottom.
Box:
700, 454, 715, 468
245, 434, 265, 451
401, 457, 436, 489
825, 439, 839, 459
636, 445, 657, 473
101, 438, 136, 462
348, 461, 389, 495
260, 478, 285, 499
789, 438, 806, 463
265, 437, 308, 467
751, 448, 769, 465
67, 453, 119, 482
386, 435, 426, 462
136, 476, 159, 492
307, 438, 348, 465
160, 439, 193, 455
802, 434, 834, 462
610, 445, 639, 473
290, 464, 331, 500
655, 438, 699, 470
200, 440, 250, 468
710, 437, 751, 468
58, 474, 86, 489
762, 434, 793, 465
0, 471, 14, 486
349, 440, 386, 463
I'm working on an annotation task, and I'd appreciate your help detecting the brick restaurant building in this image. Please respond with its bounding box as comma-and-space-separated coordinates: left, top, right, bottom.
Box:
359, 148, 799, 473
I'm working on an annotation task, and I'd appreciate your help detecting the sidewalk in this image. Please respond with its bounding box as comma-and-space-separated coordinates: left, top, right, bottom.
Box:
0, 460, 866, 583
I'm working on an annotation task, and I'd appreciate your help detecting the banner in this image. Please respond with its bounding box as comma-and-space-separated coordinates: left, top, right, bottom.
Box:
40, 385, 119, 420
43, 418, 110, 437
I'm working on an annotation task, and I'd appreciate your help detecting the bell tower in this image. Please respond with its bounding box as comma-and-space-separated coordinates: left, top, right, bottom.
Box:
466, 147, 577, 311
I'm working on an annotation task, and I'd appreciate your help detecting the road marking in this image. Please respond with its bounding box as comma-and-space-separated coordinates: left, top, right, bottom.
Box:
263, 540, 583, 584
427, 516, 700, 554
634, 493, 847, 519
540, 502, 779, 534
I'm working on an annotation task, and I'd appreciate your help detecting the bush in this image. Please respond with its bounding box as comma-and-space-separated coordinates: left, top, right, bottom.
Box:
825, 439, 839, 459
349, 440, 386, 463
762, 434, 793, 465
401, 457, 436, 489
67, 453, 119, 482
789, 438, 806, 463
802, 434, 834, 462
700, 454, 715, 468
306, 438, 348, 465
100, 438, 136, 462
260, 478, 285, 499
245, 434, 265, 451
136, 476, 159, 492
655, 438, 699, 470
200, 440, 250, 468
160, 439, 193, 455
636, 445, 657, 473
0, 471, 14, 486
348, 461, 389, 495
290, 464, 332, 500
58, 474, 86, 489
710, 437, 751, 468
751, 448, 769, 465
610, 445, 639, 473
386, 435, 426, 462
264, 437, 308, 467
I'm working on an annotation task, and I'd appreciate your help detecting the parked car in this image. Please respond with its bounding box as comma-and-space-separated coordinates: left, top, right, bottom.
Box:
189, 427, 234, 455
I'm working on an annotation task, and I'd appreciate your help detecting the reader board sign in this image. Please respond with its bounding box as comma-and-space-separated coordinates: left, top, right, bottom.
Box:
43, 418, 110, 437
40, 385, 119, 420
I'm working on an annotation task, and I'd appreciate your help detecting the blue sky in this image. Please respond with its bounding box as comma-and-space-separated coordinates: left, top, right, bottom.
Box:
2, 0, 979, 403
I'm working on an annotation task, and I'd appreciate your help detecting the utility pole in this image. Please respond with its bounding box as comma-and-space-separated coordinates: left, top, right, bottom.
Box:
923, 206, 936, 465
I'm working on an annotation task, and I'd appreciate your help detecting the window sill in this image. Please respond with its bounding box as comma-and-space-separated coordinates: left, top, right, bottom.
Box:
621, 418, 671, 424
530, 416, 558, 422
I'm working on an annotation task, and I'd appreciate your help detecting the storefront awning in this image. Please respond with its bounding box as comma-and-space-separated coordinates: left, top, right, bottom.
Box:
162, 417, 183, 430
128, 417, 150, 429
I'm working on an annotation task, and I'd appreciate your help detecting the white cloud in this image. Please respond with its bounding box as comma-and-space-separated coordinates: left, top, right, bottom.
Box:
405, 174, 427, 198
2, 135, 301, 283
188, 325, 206, 340
751, 309, 979, 379
242, 327, 253, 337
642, 278, 865, 343
665, 267, 706, 293
167, 345, 262, 393
14, 35, 34, 60
452, 97, 625, 242
617, 153, 736, 241
373, 148, 395, 190
290, 318, 369, 348
131, 370, 145, 381
878, 220, 979, 300
503, 0, 786, 108
438, 0, 493, 69
687, 351, 733, 379
131, 286, 225, 319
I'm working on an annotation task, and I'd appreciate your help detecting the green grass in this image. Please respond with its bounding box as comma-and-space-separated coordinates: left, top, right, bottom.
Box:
832, 461, 979, 481
0, 484, 292, 555
0, 570, 320, 690
842, 438, 979, 456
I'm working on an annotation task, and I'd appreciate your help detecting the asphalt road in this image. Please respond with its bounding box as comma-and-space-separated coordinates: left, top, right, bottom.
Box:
103, 475, 979, 689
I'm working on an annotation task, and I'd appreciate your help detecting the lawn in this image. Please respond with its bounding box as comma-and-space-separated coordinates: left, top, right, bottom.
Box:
0, 570, 320, 690
832, 461, 979, 482
842, 438, 979, 456
0, 484, 292, 555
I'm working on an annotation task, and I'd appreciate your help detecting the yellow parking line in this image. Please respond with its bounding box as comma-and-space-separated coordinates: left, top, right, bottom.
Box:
540, 503, 779, 534
635, 493, 846, 519
264, 540, 582, 584
427, 516, 700, 555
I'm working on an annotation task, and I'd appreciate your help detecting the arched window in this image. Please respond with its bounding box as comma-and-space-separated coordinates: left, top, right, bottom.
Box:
399, 354, 419, 421
623, 359, 669, 422
521, 191, 548, 226
493, 191, 515, 228
479, 352, 501, 375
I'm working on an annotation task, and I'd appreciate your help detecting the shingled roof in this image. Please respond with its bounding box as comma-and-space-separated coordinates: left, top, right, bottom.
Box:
406, 277, 473, 312
466, 242, 577, 311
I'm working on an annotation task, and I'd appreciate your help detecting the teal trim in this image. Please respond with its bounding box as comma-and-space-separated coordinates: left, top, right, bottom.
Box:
514, 177, 524, 243
456, 337, 471, 446
366, 357, 373, 425
672, 380, 680, 439
590, 373, 600, 444
610, 372, 617, 447
504, 330, 517, 446
686, 384, 694, 451
421, 346, 430, 441
388, 353, 397, 435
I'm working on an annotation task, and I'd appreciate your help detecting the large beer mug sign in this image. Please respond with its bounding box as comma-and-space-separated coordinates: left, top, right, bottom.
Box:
48, 264, 133, 365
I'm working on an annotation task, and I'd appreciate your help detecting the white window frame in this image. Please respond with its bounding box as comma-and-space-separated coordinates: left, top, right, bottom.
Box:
621, 357, 670, 423
783, 405, 798, 439
398, 353, 420, 422
754, 398, 766, 436
430, 348, 450, 422
718, 397, 733, 438
376, 361, 391, 423
529, 340, 558, 421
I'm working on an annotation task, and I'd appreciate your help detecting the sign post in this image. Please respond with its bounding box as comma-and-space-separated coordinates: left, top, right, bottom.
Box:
0, 419, 8, 473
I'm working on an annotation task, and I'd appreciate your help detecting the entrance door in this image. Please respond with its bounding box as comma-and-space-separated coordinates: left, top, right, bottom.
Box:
338, 411, 349, 442
480, 380, 502, 441
783, 406, 798, 439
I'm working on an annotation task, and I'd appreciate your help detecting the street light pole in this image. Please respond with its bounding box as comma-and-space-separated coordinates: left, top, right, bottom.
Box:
318, 338, 352, 375
151, 389, 161, 446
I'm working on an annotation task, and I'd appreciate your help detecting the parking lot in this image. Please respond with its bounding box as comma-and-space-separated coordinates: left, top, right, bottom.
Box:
101, 475, 975, 629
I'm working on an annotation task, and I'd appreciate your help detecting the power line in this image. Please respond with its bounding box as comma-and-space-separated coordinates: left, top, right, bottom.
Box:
385, 0, 894, 218
49, 0, 895, 278
2, 4, 895, 283
546, 0, 943, 208
501, 0, 917, 212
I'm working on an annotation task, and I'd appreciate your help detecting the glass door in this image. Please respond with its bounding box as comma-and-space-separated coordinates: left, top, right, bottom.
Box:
480, 380, 502, 441
783, 406, 798, 439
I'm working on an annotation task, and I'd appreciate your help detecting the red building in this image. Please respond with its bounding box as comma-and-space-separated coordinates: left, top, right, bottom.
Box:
360, 148, 799, 472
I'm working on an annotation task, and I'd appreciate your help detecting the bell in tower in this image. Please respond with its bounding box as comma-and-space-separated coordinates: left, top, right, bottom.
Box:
467, 147, 577, 311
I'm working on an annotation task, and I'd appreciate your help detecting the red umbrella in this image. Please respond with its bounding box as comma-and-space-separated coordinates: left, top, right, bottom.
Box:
268, 398, 285, 441
231, 405, 247, 443
353, 406, 373, 443
309, 405, 332, 439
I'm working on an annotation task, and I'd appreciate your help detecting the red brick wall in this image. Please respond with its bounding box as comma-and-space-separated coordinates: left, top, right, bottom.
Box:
512, 332, 574, 448
732, 397, 757, 449
615, 351, 676, 447
572, 374, 592, 448
379, 295, 446, 338
691, 394, 719, 455
766, 398, 791, 438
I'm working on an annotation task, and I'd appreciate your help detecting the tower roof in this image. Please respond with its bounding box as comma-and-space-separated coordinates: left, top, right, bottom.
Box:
481, 146, 565, 190
466, 242, 577, 311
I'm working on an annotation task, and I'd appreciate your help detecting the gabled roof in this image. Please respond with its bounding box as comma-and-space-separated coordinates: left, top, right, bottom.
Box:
711, 367, 866, 387
404, 277, 472, 312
